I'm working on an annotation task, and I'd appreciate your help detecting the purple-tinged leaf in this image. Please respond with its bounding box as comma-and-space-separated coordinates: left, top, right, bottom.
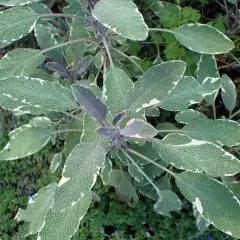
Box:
113, 110, 128, 126
120, 119, 157, 138
45, 62, 72, 80
72, 84, 108, 123
76, 56, 93, 75
96, 127, 120, 138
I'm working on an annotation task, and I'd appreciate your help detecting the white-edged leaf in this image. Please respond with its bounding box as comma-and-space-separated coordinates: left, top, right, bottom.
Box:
154, 133, 240, 177
0, 7, 40, 44
72, 84, 108, 123
0, 126, 51, 160
0, 0, 40, 6
175, 109, 207, 124
120, 119, 157, 138
50, 152, 63, 173
39, 192, 92, 240
175, 172, 240, 238
100, 158, 112, 185
15, 183, 57, 235
154, 190, 182, 216
172, 24, 234, 54
92, 0, 149, 41
103, 66, 133, 117
0, 48, 44, 78
158, 76, 221, 111
193, 205, 210, 233
28, 117, 52, 127
126, 61, 186, 112
0, 76, 76, 114
221, 74, 237, 113
182, 119, 240, 147
51, 142, 105, 212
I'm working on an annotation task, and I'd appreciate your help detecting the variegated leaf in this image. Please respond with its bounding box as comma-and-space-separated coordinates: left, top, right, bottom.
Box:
0, 0, 40, 6
175, 109, 207, 124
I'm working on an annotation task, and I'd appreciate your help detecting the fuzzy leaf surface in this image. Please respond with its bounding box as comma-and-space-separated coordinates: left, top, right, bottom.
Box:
175, 109, 207, 124
0, 48, 44, 78
120, 119, 157, 138
0, 126, 51, 160
172, 24, 234, 54
51, 142, 105, 212
104, 67, 133, 117
15, 183, 57, 235
221, 74, 237, 113
0, 0, 39, 5
154, 133, 240, 177
92, 0, 149, 40
72, 85, 108, 123
175, 172, 240, 238
182, 119, 240, 147
0, 76, 76, 114
126, 61, 186, 112
0, 7, 40, 44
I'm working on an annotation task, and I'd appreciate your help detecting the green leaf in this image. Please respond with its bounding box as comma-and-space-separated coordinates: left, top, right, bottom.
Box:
15, 183, 57, 235
34, 24, 64, 63
51, 142, 105, 213
158, 76, 221, 111
182, 119, 240, 147
109, 169, 138, 206
193, 205, 210, 232
175, 109, 207, 124
0, 76, 76, 114
154, 190, 182, 216
92, 0, 149, 41
28, 116, 52, 127
100, 158, 112, 185
172, 24, 235, 54
0, 7, 40, 44
50, 152, 63, 173
221, 74, 237, 113
0, 0, 40, 6
175, 172, 240, 238
64, 113, 83, 157
103, 66, 133, 117
0, 48, 44, 78
0, 126, 51, 160
154, 133, 240, 177
125, 61, 186, 112
39, 192, 92, 240
120, 119, 157, 138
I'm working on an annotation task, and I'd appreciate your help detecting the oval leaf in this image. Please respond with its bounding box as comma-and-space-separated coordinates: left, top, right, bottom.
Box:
0, 7, 40, 44
172, 24, 235, 54
0, 0, 40, 6
175, 109, 207, 124
50, 152, 63, 173
72, 84, 108, 123
0, 126, 51, 160
92, 0, 149, 41
176, 172, 240, 238
154, 133, 240, 177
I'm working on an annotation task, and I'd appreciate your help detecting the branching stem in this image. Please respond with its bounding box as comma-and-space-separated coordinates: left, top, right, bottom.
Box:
40, 13, 88, 22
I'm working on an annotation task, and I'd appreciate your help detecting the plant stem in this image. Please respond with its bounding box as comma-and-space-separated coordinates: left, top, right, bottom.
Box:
148, 28, 174, 34
77, 0, 91, 15
61, 111, 83, 122
111, 47, 144, 73
52, 129, 82, 135
212, 104, 217, 120
122, 146, 175, 176
157, 129, 182, 133
102, 36, 114, 67
229, 109, 240, 119
121, 149, 162, 199
40, 13, 88, 22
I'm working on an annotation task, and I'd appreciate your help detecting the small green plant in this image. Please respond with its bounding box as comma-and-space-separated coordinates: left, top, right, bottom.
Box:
0, 0, 239, 239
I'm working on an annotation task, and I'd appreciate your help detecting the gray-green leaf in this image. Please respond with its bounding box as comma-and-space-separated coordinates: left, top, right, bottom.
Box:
0, 125, 51, 160
221, 74, 237, 113
172, 24, 234, 54
15, 183, 57, 235
0, 76, 76, 114
0, 7, 40, 44
50, 152, 63, 173
175, 109, 207, 124
175, 172, 240, 238
92, 0, 149, 41
126, 61, 186, 112
0, 0, 40, 6
154, 133, 240, 177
